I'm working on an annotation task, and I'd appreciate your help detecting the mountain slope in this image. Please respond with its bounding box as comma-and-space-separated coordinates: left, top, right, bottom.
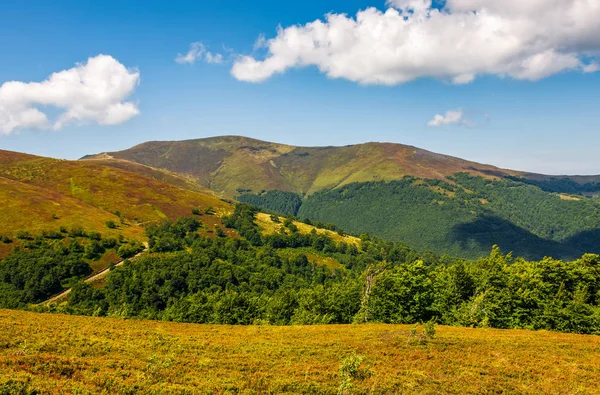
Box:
84, 136, 600, 259
88, 135, 600, 197
0, 149, 234, 258
297, 175, 600, 259
87, 136, 527, 196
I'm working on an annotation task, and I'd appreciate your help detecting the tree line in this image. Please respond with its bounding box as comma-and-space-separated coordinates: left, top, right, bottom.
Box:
20, 204, 597, 334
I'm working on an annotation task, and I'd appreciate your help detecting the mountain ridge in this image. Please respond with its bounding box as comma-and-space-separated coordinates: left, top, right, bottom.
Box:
82, 136, 600, 259
83, 135, 524, 196
84, 135, 600, 197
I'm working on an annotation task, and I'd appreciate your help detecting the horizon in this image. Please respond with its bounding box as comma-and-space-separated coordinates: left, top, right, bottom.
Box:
1, 0, 599, 174
5, 133, 600, 177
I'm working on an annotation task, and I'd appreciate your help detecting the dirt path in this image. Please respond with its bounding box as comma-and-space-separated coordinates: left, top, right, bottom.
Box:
43, 247, 147, 305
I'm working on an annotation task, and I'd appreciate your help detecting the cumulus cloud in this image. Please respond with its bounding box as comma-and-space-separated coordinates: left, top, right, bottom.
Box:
175, 42, 224, 65
0, 55, 140, 135
428, 109, 473, 127
231, 0, 600, 85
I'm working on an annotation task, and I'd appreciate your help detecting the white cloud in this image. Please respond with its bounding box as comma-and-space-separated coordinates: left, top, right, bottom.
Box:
175, 42, 224, 65
428, 109, 472, 127
0, 54, 140, 135
583, 63, 600, 73
231, 0, 600, 85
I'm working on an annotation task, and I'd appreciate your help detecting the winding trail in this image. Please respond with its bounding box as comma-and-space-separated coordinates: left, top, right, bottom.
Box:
42, 247, 147, 305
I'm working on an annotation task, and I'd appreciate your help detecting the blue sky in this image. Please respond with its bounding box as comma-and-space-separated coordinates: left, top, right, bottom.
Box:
0, 0, 599, 174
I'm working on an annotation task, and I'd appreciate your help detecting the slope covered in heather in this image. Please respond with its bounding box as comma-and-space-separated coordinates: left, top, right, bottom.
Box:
0, 149, 234, 258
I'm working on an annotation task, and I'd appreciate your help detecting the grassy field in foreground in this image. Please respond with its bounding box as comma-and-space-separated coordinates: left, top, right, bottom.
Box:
1, 310, 599, 394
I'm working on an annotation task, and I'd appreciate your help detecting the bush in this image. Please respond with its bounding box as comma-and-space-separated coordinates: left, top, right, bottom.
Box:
69, 227, 87, 238
101, 238, 118, 249
117, 243, 144, 259
106, 221, 117, 229
16, 231, 32, 240
338, 353, 370, 394
191, 208, 201, 215
424, 319, 436, 339
42, 230, 63, 240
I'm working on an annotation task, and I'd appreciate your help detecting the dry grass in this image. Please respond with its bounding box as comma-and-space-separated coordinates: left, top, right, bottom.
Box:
0, 150, 235, 258
559, 194, 582, 201
276, 248, 343, 271
255, 213, 360, 246
0, 176, 145, 258
0, 309, 599, 394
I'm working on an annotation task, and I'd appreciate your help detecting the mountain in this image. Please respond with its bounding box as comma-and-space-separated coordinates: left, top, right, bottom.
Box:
87, 135, 600, 196
0, 149, 234, 259
85, 136, 600, 259
1, 146, 599, 340
85, 135, 523, 196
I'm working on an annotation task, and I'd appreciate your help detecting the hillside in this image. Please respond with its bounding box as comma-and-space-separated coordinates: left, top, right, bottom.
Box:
0, 149, 234, 259
297, 175, 600, 259
2, 309, 600, 394
85, 136, 600, 259
24, 204, 599, 335
85, 135, 526, 196
87, 135, 600, 197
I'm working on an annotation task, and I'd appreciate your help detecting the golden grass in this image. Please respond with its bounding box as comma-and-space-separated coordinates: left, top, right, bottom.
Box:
0, 150, 236, 258
276, 248, 343, 270
1, 309, 599, 394
559, 194, 582, 201
255, 213, 360, 246
0, 176, 145, 258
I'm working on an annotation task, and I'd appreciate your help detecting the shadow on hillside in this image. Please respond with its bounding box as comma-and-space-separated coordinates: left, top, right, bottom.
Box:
563, 229, 600, 255
449, 216, 599, 261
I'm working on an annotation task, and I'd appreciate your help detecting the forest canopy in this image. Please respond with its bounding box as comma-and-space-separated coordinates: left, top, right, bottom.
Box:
1, 203, 594, 335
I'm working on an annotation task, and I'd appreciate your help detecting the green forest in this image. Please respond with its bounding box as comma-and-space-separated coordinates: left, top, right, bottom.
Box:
240, 174, 600, 259
2, 204, 598, 334
238, 189, 303, 216
507, 176, 600, 195
0, 230, 143, 309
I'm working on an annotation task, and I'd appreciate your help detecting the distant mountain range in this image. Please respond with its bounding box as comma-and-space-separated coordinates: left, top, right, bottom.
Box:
83, 135, 600, 197
4, 135, 600, 260
82, 136, 600, 259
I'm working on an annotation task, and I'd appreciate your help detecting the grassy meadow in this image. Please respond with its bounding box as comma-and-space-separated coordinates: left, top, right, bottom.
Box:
0, 149, 236, 259
1, 309, 599, 394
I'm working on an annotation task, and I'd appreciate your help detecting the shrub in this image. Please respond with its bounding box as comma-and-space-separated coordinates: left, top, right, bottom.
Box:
101, 238, 118, 249
16, 231, 32, 240
106, 220, 117, 229
338, 352, 370, 394
42, 230, 63, 240
424, 318, 436, 339
69, 227, 87, 238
